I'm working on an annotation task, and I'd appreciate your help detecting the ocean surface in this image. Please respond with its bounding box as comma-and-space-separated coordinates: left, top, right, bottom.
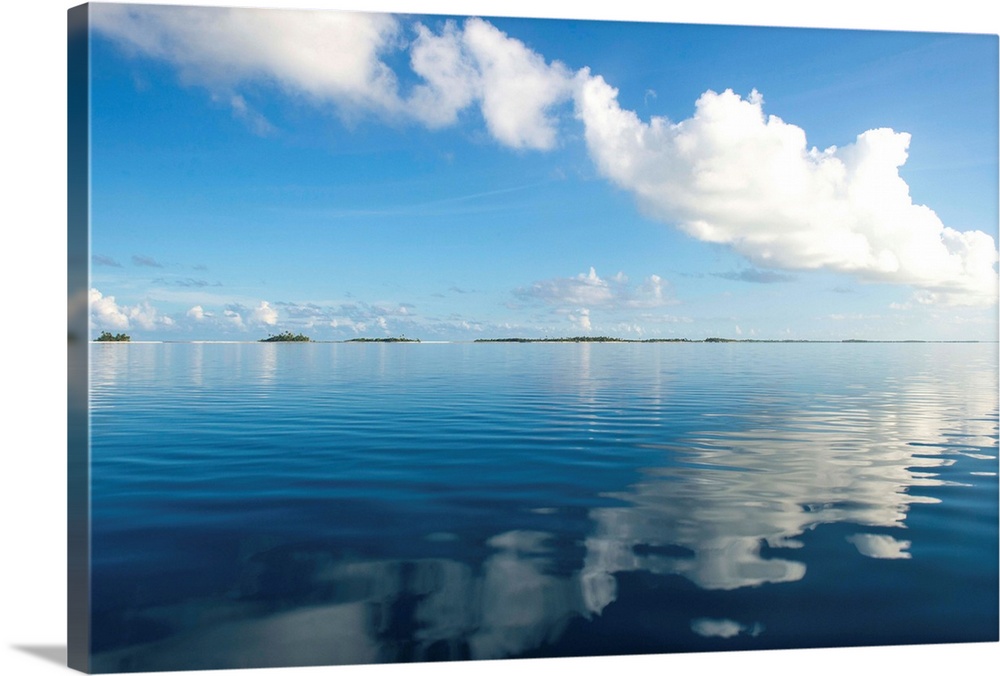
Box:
87, 341, 999, 671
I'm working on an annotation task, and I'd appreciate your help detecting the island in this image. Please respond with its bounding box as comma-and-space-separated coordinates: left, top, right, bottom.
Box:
260, 331, 311, 342
346, 337, 421, 343
95, 331, 130, 342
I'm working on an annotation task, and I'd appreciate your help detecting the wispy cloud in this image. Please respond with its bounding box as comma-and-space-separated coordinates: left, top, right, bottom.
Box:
131, 254, 163, 268
517, 267, 675, 309
227, 93, 276, 136
92, 254, 122, 267
513, 268, 678, 332
153, 277, 222, 288
712, 269, 796, 284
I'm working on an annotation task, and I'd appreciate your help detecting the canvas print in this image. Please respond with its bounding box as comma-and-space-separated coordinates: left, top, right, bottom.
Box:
67, 2, 999, 673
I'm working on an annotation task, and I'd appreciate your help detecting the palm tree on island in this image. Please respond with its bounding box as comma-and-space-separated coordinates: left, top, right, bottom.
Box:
346, 335, 420, 343
260, 331, 311, 342
94, 331, 130, 342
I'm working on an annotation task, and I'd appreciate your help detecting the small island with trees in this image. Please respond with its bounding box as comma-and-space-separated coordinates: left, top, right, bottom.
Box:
260, 331, 311, 342
95, 331, 131, 342
346, 336, 421, 343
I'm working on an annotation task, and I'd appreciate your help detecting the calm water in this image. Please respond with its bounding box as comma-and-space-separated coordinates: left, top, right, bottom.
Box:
88, 342, 999, 671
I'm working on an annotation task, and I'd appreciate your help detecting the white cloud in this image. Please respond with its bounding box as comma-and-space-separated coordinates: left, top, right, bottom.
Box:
567, 307, 592, 331
519, 267, 614, 306
187, 305, 207, 320
250, 300, 278, 326
459, 18, 573, 150
331, 317, 366, 333
407, 18, 574, 149
517, 268, 677, 333
248, 299, 426, 337
89, 288, 130, 331
89, 288, 174, 333
631, 274, 670, 308
212, 300, 279, 330
92, 7, 574, 151
127, 301, 173, 331
407, 21, 479, 128
91, 4, 404, 119
228, 94, 275, 136
223, 309, 244, 329
517, 267, 675, 309
575, 74, 999, 305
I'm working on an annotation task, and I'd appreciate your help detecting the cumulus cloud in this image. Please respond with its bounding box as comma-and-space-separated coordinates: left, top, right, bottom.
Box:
130, 302, 172, 330
91, 6, 573, 151
518, 267, 616, 306
408, 18, 575, 148
330, 317, 366, 333
223, 308, 245, 329
565, 307, 592, 331
90, 288, 130, 330
515, 268, 677, 333
452, 18, 573, 149
407, 21, 479, 128
517, 267, 674, 309
91, 4, 403, 119
216, 301, 279, 329
575, 74, 999, 304
90, 288, 174, 332
250, 300, 278, 326
270, 300, 421, 336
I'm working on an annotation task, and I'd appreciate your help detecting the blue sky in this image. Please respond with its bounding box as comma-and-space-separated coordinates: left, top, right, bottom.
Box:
82, 1, 999, 341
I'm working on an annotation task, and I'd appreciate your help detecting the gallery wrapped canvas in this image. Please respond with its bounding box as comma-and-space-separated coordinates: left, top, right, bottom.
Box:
68, 2, 998, 674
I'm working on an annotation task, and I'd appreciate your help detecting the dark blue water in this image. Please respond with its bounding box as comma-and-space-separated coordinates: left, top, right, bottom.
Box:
87, 342, 999, 671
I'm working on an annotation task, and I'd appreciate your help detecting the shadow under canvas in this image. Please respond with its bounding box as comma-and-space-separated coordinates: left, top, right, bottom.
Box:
12, 645, 68, 667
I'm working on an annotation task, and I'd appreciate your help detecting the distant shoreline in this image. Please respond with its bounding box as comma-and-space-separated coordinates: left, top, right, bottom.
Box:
90, 338, 994, 345
470, 337, 989, 344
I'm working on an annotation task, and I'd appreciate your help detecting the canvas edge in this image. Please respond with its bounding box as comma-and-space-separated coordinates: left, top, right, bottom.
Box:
67, 3, 92, 673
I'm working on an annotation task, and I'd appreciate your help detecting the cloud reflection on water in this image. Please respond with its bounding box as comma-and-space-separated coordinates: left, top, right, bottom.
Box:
578, 345, 996, 601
